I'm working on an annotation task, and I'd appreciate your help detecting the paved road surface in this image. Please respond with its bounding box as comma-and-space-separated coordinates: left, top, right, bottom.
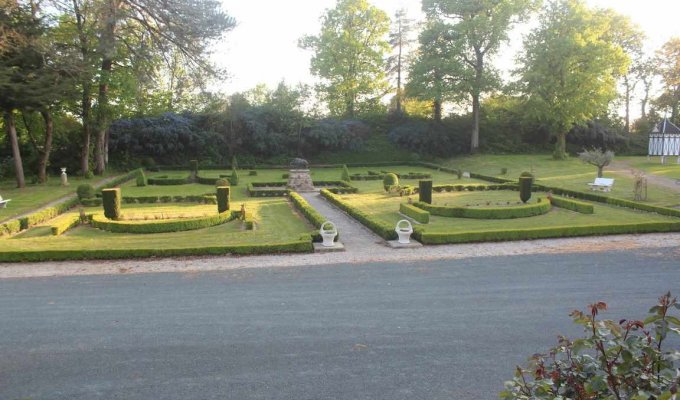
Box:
1, 247, 678, 399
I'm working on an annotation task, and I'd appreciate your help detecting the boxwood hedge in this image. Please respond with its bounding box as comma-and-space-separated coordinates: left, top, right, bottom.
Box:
413, 199, 550, 219
549, 196, 594, 214
91, 211, 237, 234
320, 189, 397, 240
289, 191, 338, 242
399, 203, 430, 224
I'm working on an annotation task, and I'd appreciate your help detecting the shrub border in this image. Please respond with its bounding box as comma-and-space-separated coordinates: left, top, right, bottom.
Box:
289, 191, 339, 242
549, 195, 594, 214
320, 189, 397, 240
412, 199, 550, 219
91, 211, 237, 234
399, 203, 430, 224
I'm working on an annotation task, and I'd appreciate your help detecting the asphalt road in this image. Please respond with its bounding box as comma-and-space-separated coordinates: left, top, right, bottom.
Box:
1, 247, 678, 400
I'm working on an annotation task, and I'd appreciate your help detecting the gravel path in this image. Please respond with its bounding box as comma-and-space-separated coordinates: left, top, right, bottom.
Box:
300, 191, 385, 251
610, 160, 680, 192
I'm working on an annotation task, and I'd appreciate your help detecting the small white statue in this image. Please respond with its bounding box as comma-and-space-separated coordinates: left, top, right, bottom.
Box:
60, 167, 68, 186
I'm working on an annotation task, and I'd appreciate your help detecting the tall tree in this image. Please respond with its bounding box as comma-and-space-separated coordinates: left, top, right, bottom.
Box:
655, 37, 680, 123
637, 57, 657, 119
89, 0, 235, 174
405, 21, 462, 122
387, 8, 414, 115
422, 0, 536, 153
516, 0, 627, 160
299, 0, 390, 118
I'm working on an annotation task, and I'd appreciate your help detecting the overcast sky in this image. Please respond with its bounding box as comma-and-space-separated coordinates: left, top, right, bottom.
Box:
215, 0, 680, 96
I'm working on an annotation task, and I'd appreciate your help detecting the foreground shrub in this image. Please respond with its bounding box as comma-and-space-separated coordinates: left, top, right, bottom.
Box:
102, 188, 121, 220
383, 173, 399, 192
500, 292, 680, 399
77, 184, 96, 200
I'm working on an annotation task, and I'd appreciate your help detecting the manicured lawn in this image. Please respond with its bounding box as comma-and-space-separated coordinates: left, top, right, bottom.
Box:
0, 173, 116, 221
441, 154, 680, 207
617, 156, 680, 180
2, 199, 311, 253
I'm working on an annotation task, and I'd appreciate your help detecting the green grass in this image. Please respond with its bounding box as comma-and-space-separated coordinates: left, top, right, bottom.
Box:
0, 173, 116, 221
440, 154, 680, 207
1, 199, 312, 253
340, 191, 679, 234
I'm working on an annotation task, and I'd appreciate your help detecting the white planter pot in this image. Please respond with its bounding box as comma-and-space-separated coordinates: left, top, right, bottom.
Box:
320, 221, 338, 247
395, 219, 413, 244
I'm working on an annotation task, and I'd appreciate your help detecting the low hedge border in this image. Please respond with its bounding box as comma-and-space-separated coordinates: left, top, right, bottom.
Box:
120, 195, 217, 204
91, 211, 237, 234
248, 183, 290, 197
50, 214, 82, 236
0, 237, 314, 262
399, 203, 430, 224
414, 221, 680, 245
289, 191, 339, 242
431, 183, 516, 193
320, 189, 397, 240
549, 195, 594, 214
81, 198, 102, 207
147, 175, 190, 185
413, 199, 550, 219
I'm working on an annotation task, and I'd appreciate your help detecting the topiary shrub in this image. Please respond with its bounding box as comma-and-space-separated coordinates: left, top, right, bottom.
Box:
456, 169, 463, 179
418, 180, 433, 204
341, 164, 351, 181
216, 186, 230, 213
383, 173, 399, 192
230, 168, 239, 186
231, 155, 238, 170
520, 171, 534, 183
215, 178, 229, 187
77, 184, 96, 200
282, 173, 289, 179
102, 188, 121, 220
136, 170, 147, 187
519, 176, 532, 203
249, 170, 257, 176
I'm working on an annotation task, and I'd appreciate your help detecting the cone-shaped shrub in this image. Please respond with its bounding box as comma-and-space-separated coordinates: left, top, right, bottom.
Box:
216, 186, 230, 213
231, 155, 238, 170
419, 180, 433, 204
136, 170, 146, 187
230, 168, 239, 186
341, 164, 351, 181
102, 188, 122, 220
519, 176, 532, 203
383, 173, 399, 192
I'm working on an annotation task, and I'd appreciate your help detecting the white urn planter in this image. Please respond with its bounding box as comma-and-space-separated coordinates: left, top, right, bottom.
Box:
320, 221, 338, 247
395, 219, 413, 244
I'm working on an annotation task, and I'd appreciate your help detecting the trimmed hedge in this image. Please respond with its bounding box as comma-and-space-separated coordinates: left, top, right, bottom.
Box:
549, 196, 594, 214
102, 188, 121, 220
216, 186, 230, 213
419, 180, 432, 204
519, 176, 532, 203
91, 211, 237, 234
469, 172, 514, 183
50, 214, 82, 236
248, 183, 290, 197
0, 219, 22, 236
81, 198, 102, 207
147, 175, 190, 185
0, 238, 314, 262
413, 199, 550, 219
320, 189, 397, 240
415, 221, 680, 245
289, 191, 338, 242
400, 203, 430, 224
196, 174, 219, 185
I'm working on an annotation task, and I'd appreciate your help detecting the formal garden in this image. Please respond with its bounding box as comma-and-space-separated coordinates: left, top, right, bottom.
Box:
0, 155, 678, 262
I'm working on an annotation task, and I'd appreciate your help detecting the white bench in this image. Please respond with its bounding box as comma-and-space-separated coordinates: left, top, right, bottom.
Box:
587, 178, 614, 192
0, 195, 11, 208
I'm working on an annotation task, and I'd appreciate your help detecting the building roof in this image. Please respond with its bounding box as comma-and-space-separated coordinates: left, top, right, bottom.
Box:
651, 118, 680, 134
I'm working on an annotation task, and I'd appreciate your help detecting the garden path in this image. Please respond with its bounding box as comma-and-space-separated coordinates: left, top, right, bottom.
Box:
0, 174, 122, 224
610, 160, 680, 192
300, 191, 386, 252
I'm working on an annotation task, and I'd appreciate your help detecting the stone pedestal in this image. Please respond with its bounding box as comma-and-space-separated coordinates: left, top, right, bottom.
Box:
287, 169, 315, 192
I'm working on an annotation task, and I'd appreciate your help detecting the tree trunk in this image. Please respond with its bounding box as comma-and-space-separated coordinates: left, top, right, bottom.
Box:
4, 111, 25, 188
624, 76, 630, 134
597, 166, 603, 178
433, 99, 442, 123
94, 0, 117, 175
395, 22, 402, 115
553, 131, 567, 160
37, 110, 53, 184
471, 91, 480, 153
74, 0, 92, 176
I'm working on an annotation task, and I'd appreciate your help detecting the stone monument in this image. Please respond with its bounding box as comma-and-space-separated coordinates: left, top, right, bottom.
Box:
287, 158, 315, 192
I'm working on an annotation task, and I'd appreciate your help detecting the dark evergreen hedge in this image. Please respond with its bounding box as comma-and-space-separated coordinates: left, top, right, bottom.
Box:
102, 188, 121, 220
216, 186, 230, 213
419, 180, 433, 204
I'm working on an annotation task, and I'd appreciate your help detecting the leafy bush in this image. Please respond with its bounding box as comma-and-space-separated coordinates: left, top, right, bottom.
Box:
215, 178, 229, 187
418, 180, 432, 204
387, 118, 470, 157
500, 292, 680, 400
519, 176, 532, 203
101, 188, 121, 220
400, 203, 429, 224
383, 173, 399, 192
136, 170, 147, 187
84, 171, 94, 179
248, 170, 257, 176
77, 184, 96, 200
216, 186, 230, 213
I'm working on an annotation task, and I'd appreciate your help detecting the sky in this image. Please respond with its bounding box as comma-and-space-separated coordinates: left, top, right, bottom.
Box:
215, 0, 680, 97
